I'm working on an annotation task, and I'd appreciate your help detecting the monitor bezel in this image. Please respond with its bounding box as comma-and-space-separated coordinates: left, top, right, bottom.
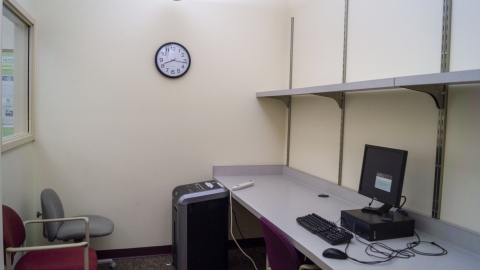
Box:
358, 144, 408, 208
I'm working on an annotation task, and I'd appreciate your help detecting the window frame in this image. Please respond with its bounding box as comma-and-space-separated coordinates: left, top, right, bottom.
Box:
1, 0, 35, 152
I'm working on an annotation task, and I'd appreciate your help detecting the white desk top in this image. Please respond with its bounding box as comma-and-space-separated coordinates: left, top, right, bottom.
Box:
216, 174, 480, 270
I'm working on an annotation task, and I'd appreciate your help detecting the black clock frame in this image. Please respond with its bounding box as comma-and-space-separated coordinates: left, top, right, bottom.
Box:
155, 42, 191, 78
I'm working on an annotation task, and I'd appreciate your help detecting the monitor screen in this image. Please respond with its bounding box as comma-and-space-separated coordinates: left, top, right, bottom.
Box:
358, 145, 408, 212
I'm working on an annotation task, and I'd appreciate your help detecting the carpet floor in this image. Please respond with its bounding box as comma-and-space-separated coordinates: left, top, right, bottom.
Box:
98, 247, 266, 270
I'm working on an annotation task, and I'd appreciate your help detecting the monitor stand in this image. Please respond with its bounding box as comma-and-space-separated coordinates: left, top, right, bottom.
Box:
361, 204, 392, 216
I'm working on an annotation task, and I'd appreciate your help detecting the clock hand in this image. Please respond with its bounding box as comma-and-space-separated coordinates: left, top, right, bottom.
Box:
164, 58, 176, 64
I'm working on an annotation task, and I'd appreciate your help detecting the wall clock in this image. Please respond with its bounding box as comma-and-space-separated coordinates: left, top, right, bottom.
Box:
155, 42, 191, 78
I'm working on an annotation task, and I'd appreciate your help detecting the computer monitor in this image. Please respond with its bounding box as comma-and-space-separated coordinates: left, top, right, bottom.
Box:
358, 145, 408, 216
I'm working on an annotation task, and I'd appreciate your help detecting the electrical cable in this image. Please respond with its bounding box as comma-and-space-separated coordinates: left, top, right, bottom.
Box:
406, 231, 448, 256
396, 196, 409, 217
340, 217, 447, 265
230, 190, 258, 270
398, 196, 407, 209
231, 208, 265, 254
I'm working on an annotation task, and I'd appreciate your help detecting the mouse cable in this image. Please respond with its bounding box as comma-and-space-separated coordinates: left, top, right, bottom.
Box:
344, 239, 397, 265
354, 233, 415, 260
406, 231, 448, 256
341, 217, 396, 264
341, 218, 447, 264
341, 217, 413, 264
230, 190, 258, 270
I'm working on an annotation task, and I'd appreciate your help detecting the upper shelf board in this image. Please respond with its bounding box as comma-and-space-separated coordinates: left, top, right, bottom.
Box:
256, 78, 394, 98
257, 69, 480, 109
394, 69, 480, 87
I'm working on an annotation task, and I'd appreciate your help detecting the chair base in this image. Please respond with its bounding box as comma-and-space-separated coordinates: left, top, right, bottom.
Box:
98, 258, 116, 269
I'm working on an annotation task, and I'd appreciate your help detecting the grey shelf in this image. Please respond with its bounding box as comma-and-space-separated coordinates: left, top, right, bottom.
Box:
257, 69, 480, 109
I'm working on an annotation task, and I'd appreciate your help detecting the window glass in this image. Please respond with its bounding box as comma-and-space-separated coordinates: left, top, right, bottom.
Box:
2, 5, 29, 139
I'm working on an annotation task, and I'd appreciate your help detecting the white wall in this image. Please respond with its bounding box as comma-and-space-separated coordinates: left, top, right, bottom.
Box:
341, 1, 442, 216
288, 0, 345, 182
31, 0, 289, 250
441, 0, 480, 233
346, 0, 442, 81
287, 0, 480, 229
341, 90, 438, 215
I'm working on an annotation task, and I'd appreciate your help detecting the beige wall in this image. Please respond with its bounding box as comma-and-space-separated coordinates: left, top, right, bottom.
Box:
30, 0, 288, 250
2, 0, 480, 254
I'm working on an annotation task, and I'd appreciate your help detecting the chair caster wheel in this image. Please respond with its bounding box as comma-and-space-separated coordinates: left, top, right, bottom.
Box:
110, 262, 117, 269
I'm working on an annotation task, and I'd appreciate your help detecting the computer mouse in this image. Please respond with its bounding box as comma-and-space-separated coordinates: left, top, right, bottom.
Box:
322, 248, 348, 260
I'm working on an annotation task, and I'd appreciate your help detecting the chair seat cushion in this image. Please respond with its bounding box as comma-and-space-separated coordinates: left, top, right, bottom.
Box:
15, 247, 97, 270
56, 215, 114, 240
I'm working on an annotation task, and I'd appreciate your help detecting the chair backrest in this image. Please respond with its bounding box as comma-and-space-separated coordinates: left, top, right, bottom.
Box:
259, 216, 301, 270
2, 205, 26, 266
41, 188, 65, 242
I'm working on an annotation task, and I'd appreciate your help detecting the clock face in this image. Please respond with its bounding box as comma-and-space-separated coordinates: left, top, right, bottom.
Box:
155, 42, 191, 78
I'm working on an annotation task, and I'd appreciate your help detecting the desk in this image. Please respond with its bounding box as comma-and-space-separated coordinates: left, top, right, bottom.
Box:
214, 170, 480, 270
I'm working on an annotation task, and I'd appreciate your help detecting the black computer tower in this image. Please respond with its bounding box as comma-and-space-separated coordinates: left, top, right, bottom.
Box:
172, 181, 229, 270
341, 209, 415, 241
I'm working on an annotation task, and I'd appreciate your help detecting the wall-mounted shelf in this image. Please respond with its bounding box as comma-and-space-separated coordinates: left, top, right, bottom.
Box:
257, 69, 480, 109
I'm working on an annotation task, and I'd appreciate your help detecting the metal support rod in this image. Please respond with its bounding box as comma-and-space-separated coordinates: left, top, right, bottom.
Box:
342, 0, 349, 84
433, 95, 448, 218
338, 0, 349, 185
432, 0, 452, 219
338, 93, 346, 185
286, 17, 294, 166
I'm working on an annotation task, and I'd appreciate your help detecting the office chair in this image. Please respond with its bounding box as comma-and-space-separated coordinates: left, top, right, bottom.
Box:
39, 188, 116, 269
3, 205, 97, 270
259, 217, 320, 270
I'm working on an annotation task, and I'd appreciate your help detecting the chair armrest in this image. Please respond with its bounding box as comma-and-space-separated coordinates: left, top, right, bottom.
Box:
6, 241, 88, 253
24, 217, 90, 245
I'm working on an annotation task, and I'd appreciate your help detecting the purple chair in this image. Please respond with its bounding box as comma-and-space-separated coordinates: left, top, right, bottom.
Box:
259, 216, 320, 270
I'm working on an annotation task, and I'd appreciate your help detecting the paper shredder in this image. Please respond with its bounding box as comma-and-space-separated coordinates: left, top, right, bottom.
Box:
172, 180, 229, 270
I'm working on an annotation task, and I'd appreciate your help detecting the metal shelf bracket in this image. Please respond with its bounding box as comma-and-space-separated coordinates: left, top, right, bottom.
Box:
268, 96, 291, 108
312, 92, 344, 109
401, 85, 446, 109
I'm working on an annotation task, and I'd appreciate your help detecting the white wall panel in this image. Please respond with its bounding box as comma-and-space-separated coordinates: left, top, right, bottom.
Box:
442, 86, 480, 232
449, 0, 480, 71
289, 0, 345, 88
287, 1, 344, 181
289, 95, 341, 183
342, 90, 438, 215
441, 1, 480, 233
346, 0, 443, 81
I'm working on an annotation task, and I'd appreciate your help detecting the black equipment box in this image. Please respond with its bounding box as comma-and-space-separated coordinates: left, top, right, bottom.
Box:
172, 180, 229, 270
341, 209, 415, 241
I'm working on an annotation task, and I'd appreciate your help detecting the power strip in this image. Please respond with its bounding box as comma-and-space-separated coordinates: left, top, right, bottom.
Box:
232, 180, 254, 191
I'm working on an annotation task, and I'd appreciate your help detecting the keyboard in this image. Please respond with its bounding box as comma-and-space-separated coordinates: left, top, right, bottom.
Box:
296, 213, 353, 245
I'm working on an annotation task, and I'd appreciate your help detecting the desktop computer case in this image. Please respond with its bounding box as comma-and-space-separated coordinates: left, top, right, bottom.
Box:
172, 180, 229, 270
341, 209, 415, 241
